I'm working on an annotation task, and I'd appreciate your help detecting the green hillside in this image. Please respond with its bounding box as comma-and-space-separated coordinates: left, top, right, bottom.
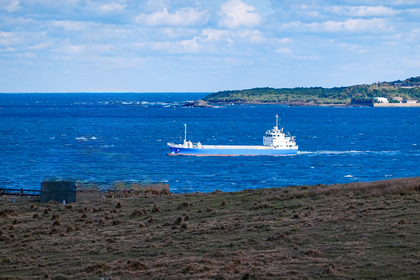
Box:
392, 76, 420, 84
203, 77, 420, 104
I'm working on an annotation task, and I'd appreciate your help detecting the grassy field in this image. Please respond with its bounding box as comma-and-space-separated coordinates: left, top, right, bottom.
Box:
1, 177, 420, 279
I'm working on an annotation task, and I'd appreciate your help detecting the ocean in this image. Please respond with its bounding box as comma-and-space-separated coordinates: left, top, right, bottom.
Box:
1, 93, 419, 193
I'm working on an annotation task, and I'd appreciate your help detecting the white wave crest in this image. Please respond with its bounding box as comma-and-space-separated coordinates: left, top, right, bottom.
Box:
298, 150, 397, 155
76, 136, 97, 141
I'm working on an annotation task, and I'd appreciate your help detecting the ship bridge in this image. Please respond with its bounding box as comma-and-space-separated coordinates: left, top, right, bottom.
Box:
263, 115, 297, 149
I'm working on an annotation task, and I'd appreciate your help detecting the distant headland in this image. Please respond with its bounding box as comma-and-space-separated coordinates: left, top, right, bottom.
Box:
202, 76, 420, 106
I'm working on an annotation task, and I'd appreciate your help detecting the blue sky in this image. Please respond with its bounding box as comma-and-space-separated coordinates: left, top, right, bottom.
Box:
0, 0, 419, 92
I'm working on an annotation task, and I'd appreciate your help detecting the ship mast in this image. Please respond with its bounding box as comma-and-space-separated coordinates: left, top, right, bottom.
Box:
184, 124, 187, 143
276, 114, 279, 130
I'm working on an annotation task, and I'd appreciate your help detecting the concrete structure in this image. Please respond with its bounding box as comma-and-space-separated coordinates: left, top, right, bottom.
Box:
403, 100, 418, 103
374, 103, 420, 107
40, 179, 76, 203
351, 98, 374, 106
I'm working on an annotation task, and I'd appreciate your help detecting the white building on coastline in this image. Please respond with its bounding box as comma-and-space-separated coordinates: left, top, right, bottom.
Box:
403, 99, 418, 103
375, 97, 389, 103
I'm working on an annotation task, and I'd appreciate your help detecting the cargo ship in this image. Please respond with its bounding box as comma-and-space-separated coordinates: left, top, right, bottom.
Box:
167, 115, 298, 156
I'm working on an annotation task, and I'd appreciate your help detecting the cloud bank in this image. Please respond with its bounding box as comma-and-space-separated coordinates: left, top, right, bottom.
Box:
0, 0, 419, 92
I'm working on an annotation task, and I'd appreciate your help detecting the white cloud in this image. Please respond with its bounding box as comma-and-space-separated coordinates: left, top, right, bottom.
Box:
97, 2, 126, 13
158, 27, 196, 39
1, 0, 21, 12
276, 47, 292, 54
238, 30, 264, 43
0, 47, 16, 52
53, 44, 85, 55
278, 38, 294, 44
337, 42, 368, 54
393, 0, 420, 5
136, 7, 208, 27
28, 42, 51, 50
145, 0, 167, 11
281, 18, 390, 33
51, 20, 86, 31
356, 49, 368, 54
293, 3, 323, 18
91, 44, 115, 53
0, 31, 23, 46
327, 5, 399, 17
1, 16, 36, 26
86, 55, 144, 69
406, 8, 420, 15
136, 37, 202, 53
402, 56, 420, 67
15, 51, 36, 58
278, 21, 303, 30
177, 37, 200, 52
338, 42, 358, 51
1, 50, 37, 58
85, 1, 127, 14
218, 0, 262, 29
313, 18, 389, 32
202, 29, 231, 42
292, 54, 320, 60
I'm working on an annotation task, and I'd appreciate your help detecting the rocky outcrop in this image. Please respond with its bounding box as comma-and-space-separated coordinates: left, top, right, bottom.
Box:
183, 100, 212, 108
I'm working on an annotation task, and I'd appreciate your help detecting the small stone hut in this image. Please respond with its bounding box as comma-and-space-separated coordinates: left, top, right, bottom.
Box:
40, 179, 76, 203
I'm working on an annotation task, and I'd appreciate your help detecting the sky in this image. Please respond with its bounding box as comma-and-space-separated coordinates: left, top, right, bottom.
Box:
0, 0, 419, 93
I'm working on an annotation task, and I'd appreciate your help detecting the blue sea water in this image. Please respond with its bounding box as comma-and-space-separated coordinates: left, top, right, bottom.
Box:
0, 93, 419, 193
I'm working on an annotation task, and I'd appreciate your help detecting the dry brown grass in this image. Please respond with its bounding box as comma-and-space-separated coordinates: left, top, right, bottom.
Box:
1, 177, 420, 279
303, 176, 420, 197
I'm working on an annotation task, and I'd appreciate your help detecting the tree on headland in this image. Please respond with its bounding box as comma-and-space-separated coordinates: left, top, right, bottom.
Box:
203, 76, 420, 104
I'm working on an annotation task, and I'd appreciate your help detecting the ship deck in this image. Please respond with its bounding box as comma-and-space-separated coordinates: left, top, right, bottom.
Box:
168, 144, 271, 150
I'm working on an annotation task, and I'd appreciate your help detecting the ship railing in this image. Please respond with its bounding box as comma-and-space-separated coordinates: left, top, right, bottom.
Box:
200, 145, 270, 150
167, 142, 187, 148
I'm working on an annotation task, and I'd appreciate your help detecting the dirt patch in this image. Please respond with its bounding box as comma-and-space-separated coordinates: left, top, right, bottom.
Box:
0, 207, 18, 217
83, 262, 112, 273
125, 260, 149, 271
304, 249, 324, 257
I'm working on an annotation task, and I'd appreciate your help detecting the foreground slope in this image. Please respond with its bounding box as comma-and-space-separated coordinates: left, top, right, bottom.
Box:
1, 177, 420, 279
